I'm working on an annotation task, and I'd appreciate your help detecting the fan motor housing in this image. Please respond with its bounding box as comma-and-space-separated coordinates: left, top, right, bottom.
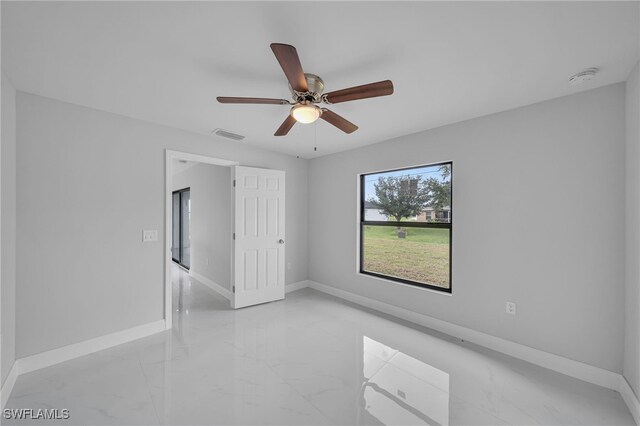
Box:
289, 73, 324, 103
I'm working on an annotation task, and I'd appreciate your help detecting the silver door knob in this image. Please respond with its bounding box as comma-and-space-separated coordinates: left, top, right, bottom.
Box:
278, 239, 285, 244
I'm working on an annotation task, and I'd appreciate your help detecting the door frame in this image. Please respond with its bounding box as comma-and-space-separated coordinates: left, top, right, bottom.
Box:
164, 150, 238, 330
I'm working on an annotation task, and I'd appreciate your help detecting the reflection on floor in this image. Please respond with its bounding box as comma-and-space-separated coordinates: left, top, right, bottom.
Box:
5, 265, 635, 425
363, 336, 450, 425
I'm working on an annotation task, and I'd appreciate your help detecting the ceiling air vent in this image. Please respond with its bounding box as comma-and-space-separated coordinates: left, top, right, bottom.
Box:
212, 128, 245, 141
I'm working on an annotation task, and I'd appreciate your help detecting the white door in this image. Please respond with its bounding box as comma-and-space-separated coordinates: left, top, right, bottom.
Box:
232, 166, 285, 309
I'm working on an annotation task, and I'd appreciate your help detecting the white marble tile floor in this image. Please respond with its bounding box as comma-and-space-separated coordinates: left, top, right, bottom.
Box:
4, 266, 634, 425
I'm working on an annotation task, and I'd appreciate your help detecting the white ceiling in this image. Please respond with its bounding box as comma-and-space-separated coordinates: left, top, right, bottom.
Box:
2, 1, 638, 159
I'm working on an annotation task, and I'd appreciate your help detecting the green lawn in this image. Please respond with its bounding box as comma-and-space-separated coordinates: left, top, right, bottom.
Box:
363, 226, 450, 288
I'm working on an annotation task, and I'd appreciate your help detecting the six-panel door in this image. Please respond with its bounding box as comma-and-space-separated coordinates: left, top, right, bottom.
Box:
232, 166, 285, 309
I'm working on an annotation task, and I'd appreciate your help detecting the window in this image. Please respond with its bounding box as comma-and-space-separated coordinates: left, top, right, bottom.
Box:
360, 162, 452, 292
172, 187, 191, 269
436, 210, 450, 221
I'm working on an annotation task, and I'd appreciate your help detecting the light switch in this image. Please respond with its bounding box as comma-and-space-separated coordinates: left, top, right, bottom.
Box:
143, 230, 158, 242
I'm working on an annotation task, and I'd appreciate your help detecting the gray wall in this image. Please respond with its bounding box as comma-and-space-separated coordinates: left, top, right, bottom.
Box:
625, 61, 640, 395
173, 163, 231, 289
1, 72, 16, 384
308, 84, 626, 373
15, 93, 308, 358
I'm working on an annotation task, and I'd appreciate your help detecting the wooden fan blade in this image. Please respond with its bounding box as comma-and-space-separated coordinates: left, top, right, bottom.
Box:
323, 80, 394, 104
217, 97, 290, 105
320, 109, 358, 134
274, 115, 297, 136
270, 43, 308, 93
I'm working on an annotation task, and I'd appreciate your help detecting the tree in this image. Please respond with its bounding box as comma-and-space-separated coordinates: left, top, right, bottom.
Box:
438, 164, 450, 180
369, 176, 431, 235
368, 165, 451, 235
425, 165, 451, 214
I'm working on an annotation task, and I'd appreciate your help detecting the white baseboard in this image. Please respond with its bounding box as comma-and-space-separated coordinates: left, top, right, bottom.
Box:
1, 319, 164, 409
1, 362, 19, 409
17, 320, 165, 376
620, 376, 640, 424
190, 272, 309, 299
308, 280, 640, 421
307, 280, 620, 390
285, 280, 310, 293
189, 270, 232, 300
1, 276, 636, 422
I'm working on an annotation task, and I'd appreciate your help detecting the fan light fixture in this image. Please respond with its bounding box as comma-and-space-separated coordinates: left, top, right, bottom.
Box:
291, 103, 321, 124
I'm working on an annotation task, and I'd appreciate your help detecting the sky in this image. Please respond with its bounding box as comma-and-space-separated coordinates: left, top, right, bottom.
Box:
363, 164, 450, 202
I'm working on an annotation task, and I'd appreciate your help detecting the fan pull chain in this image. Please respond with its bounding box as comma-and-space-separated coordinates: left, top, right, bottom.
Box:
314, 121, 318, 152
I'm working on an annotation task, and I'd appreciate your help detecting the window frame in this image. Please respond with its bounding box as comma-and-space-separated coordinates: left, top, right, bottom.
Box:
359, 162, 453, 294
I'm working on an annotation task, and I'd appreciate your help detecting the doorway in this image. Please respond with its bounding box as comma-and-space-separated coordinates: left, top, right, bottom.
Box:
164, 150, 286, 330
172, 187, 191, 269
165, 150, 239, 330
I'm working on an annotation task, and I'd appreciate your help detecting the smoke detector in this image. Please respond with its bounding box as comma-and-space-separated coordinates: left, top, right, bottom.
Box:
212, 128, 245, 141
569, 68, 598, 85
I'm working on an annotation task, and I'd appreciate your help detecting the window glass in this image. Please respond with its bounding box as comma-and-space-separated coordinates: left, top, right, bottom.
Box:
360, 163, 452, 292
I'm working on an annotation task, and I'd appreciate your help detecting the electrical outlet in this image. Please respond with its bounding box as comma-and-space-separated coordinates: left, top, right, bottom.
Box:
142, 230, 158, 242
506, 301, 517, 315
287, 262, 292, 270
205, 258, 209, 265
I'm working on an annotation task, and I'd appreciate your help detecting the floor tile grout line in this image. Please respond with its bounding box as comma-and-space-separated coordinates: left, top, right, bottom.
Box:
134, 342, 163, 426
260, 358, 336, 423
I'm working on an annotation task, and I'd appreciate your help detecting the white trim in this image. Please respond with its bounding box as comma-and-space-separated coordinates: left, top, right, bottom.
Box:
1, 362, 19, 409
165, 153, 172, 330
285, 280, 310, 293
17, 320, 165, 375
307, 280, 620, 390
356, 271, 453, 297
309, 279, 640, 420
189, 270, 232, 301
165, 150, 239, 328
165, 150, 238, 167
0, 277, 636, 422
189, 273, 308, 300
620, 376, 640, 424
0, 320, 164, 409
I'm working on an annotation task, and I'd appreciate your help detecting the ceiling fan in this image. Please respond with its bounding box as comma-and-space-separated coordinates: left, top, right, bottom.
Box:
216, 43, 394, 136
